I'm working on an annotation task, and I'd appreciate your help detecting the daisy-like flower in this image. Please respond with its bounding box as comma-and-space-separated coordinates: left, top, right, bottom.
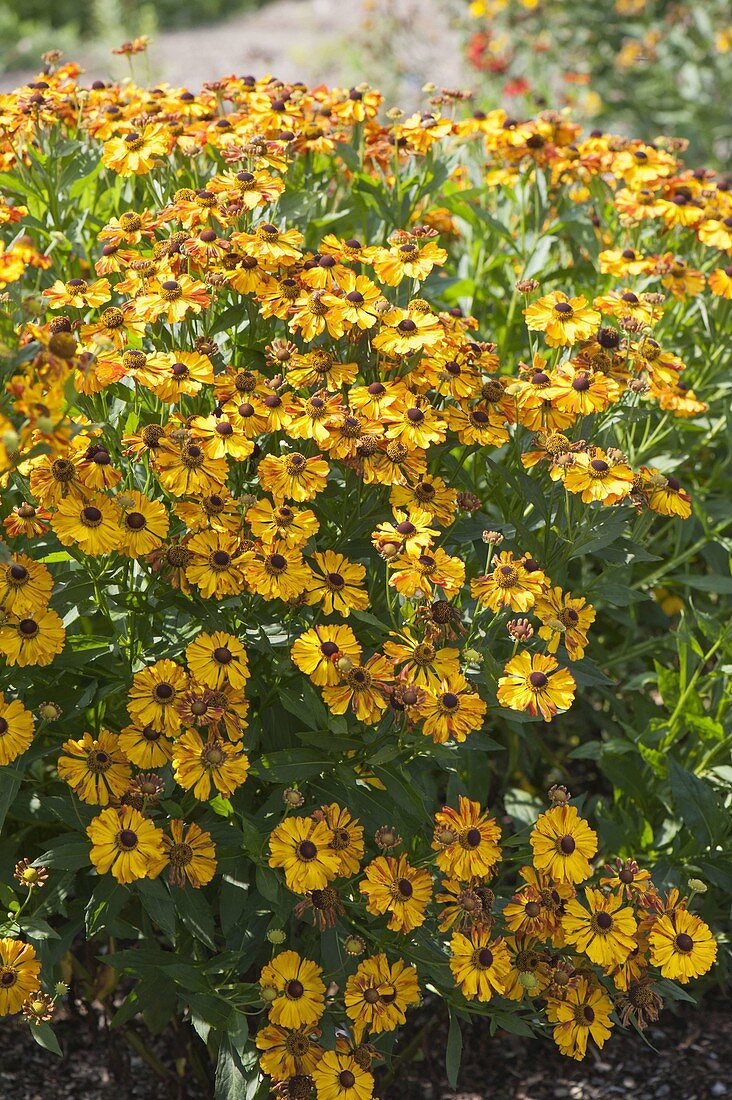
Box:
524, 291, 601, 347
562, 888, 638, 967
0, 554, 53, 615
306, 551, 369, 617
0, 696, 35, 765
244, 547, 311, 603
360, 854, 433, 933
372, 237, 447, 285
258, 451, 330, 502
0, 608, 66, 668
291, 624, 363, 687
186, 631, 250, 690
390, 475, 457, 526
260, 951, 326, 1028
544, 364, 621, 417
317, 803, 364, 877
636, 467, 692, 518
563, 450, 634, 505
133, 273, 210, 324
383, 630, 460, 690
57, 730, 131, 806
51, 494, 122, 555
42, 277, 112, 310
471, 550, 545, 613
449, 927, 511, 1001
388, 547, 465, 600
255, 1023, 324, 1081
322, 654, 395, 725
648, 907, 717, 983
87, 805, 165, 884
117, 722, 173, 769
116, 491, 170, 558
535, 587, 596, 659
0, 938, 41, 1016
311, 1050, 374, 1100
546, 977, 613, 1060
185, 532, 248, 599
497, 651, 576, 722
373, 306, 444, 356
268, 816, 340, 894
172, 730, 249, 800
432, 796, 502, 880
416, 674, 487, 744
344, 953, 420, 1041
161, 820, 217, 888
102, 123, 171, 175
530, 805, 598, 884
127, 659, 189, 734
246, 498, 319, 547
599, 858, 652, 899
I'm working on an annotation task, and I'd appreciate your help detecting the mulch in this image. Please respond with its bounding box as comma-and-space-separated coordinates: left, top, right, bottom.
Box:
0, 999, 729, 1099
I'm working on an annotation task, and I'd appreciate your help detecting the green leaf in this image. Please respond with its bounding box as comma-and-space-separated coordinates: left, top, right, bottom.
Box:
668, 759, 725, 848
175, 887, 217, 949
30, 1023, 63, 1057
446, 1009, 463, 1089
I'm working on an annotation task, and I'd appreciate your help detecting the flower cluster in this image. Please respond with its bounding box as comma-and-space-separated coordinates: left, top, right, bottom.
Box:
0, 54, 725, 1089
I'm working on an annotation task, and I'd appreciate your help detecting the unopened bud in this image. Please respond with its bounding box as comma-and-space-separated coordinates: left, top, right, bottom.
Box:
481, 530, 503, 545
343, 934, 366, 956
266, 928, 287, 945
283, 788, 305, 809
687, 878, 707, 894
507, 618, 534, 641
548, 784, 571, 805
516, 278, 540, 294
374, 825, 402, 850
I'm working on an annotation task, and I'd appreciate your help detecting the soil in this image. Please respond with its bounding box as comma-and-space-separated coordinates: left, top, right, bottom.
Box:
0, 998, 729, 1099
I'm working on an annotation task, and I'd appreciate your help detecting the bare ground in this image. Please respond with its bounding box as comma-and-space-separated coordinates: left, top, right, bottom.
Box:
0, 998, 730, 1099
0, 0, 470, 106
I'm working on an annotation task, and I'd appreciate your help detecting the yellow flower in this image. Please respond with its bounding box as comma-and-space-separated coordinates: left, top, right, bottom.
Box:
432, 796, 502, 880
360, 854, 433, 933
0, 938, 41, 1016
546, 977, 613, 1060
471, 550, 545, 613
172, 730, 249, 800
497, 651, 576, 722
648, 908, 717, 983
524, 291, 601, 347
161, 820, 217, 888
383, 630, 460, 690
291, 624, 363, 687
51, 494, 121, 555
102, 123, 171, 175
530, 805, 598, 884
185, 532, 248, 599
117, 491, 170, 558
185, 630, 250, 690
0, 608, 66, 668
563, 450, 635, 505
311, 1050, 374, 1100
562, 888, 638, 967
0, 696, 35, 765
449, 927, 510, 1001
344, 953, 420, 1040
87, 806, 165, 884
260, 950, 325, 1028
416, 674, 487, 744
57, 730, 131, 806
306, 550, 369, 617
268, 816, 340, 894
127, 659, 189, 734
256, 1023, 323, 1081
244, 547, 311, 603
258, 451, 330, 502
322, 654, 395, 725
0, 554, 53, 615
